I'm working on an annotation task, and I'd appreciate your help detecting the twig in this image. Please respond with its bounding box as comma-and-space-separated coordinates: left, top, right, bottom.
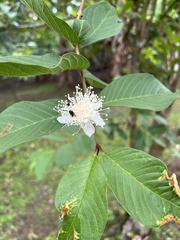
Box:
94, 129, 104, 155
77, 0, 85, 19
75, 0, 87, 93
78, 71, 87, 94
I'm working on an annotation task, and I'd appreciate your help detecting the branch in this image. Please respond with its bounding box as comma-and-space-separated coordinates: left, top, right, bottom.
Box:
75, 0, 87, 93
77, 0, 85, 19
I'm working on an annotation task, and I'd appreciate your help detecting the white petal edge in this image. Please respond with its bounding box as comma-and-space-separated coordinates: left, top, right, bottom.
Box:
91, 113, 105, 127
82, 123, 95, 137
57, 116, 72, 124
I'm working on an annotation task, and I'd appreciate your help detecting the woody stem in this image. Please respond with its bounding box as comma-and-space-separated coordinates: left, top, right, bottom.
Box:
75, 0, 87, 93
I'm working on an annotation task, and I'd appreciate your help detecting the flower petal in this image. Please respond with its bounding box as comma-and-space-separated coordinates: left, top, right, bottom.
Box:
91, 113, 105, 127
57, 116, 72, 124
82, 123, 95, 137
94, 102, 102, 110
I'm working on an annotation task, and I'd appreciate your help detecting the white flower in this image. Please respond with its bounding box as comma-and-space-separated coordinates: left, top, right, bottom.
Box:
54, 85, 107, 137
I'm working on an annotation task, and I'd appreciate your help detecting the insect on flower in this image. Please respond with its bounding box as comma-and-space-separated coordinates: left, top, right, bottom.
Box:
54, 85, 108, 137
69, 110, 75, 117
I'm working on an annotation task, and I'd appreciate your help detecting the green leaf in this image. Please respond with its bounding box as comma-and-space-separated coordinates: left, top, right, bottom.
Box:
153, 114, 168, 126
0, 53, 89, 77
152, 136, 167, 148
148, 125, 167, 135
73, 19, 90, 40
0, 99, 60, 154
42, 132, 65, 142
83, 70, 108, 89
73, 134, 95, 154
80, 2, 123, 47
30, 148, 54, 180
55, 156, 107, 240
134, 127, 146, 150
21, 0, 78, 45
101, 147, 180, 227
100, 73, 180, 111
55, 144, 74, 168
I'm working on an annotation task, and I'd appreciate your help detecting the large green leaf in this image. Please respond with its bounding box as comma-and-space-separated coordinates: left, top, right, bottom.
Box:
55, 156, 107, 240
21, 0, 78, 45
83, 70, 108, 89
0, 53, 89, 76
80, 2, 123, 47
0, 100, 60, 154
100, 73, 180, 111
101, 147, 180, 227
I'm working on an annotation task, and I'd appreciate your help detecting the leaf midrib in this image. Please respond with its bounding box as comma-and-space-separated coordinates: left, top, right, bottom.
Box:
0, 115, 57, 139
62, 156, 104, 238
104, 152, 180, 211
103, 92, 176, 105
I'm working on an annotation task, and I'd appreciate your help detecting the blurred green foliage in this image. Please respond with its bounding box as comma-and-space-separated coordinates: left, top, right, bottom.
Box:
0, 1, 179, 238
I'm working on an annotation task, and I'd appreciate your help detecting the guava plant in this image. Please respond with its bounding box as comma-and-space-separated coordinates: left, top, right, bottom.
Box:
0, 1, 180, 239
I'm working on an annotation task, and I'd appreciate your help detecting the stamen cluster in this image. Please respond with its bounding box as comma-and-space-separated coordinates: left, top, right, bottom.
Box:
54, 86, 107, 137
